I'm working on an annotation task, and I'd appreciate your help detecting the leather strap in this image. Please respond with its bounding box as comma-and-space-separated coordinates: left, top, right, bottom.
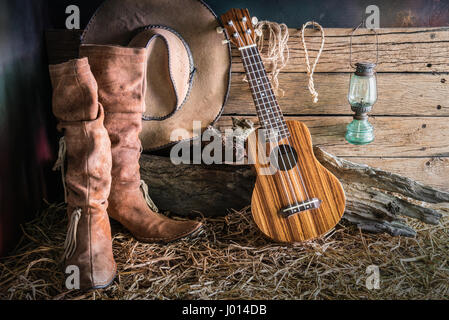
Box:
129, 25, 195, 121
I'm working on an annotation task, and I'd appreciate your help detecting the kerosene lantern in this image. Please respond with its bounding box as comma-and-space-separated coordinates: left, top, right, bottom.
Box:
346, 25, 379, 145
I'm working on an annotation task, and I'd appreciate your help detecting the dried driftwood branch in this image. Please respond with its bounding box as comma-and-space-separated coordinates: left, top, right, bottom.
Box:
313, 147, 448, 237
141, 146, 448, 237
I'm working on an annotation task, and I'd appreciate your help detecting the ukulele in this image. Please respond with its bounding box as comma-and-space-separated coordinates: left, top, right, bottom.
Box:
221, 9, 346, 242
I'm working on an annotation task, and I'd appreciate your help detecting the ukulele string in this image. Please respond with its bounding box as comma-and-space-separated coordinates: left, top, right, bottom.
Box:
248, 45, 310, 202
238, 24, 305, 206
231, 21, 299, 206
237, 19, 311, 207
243, 22, 311, 200
239, 21, 307, 205
246, 39, 311, 201
284, 135, 311, 201
252, 49, 312, 202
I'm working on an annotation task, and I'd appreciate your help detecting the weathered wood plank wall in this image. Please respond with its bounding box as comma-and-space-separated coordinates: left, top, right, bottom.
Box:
45, 27, 449, 191
220, 27, 449, 191
231, 28, 449, 73
227, 73, 449, 115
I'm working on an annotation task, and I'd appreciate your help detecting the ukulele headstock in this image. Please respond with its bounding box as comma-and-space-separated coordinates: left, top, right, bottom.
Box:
220, 9, 256, 49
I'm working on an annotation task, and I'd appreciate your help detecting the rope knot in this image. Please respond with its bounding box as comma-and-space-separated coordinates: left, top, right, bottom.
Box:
301, 21, 325, 104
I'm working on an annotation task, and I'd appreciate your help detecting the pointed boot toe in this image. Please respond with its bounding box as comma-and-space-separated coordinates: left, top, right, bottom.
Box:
162, 219, 204, 243
135, 218, 204, 243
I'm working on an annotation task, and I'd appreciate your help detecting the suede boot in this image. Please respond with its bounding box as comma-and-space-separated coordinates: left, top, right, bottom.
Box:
79, 45, 202, 243
49, 58, 116, 290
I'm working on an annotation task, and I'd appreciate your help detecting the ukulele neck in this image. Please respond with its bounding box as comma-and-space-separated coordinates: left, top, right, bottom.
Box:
240, 45, 290, 142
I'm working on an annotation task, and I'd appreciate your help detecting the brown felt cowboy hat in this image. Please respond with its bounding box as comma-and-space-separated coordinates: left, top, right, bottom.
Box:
82, 0, 231, 151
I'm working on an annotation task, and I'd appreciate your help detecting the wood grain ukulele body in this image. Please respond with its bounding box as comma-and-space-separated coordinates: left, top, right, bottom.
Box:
221, 8, 346, 243
249, 121, 346, 242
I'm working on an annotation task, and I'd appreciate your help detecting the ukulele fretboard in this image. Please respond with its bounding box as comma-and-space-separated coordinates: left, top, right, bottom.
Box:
240, 45, 290, 142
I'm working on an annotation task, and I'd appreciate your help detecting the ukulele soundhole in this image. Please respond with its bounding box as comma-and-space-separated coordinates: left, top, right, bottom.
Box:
270, 144, 299, 172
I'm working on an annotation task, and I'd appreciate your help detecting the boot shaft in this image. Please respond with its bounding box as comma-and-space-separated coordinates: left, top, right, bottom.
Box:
79, 45, 147, 114
80, 45, 148, 186
49, 58, 113, 207
49, 58, 99, 122
49, 58, 116, 290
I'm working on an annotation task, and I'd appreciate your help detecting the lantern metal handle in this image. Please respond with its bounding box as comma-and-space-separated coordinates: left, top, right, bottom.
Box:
349, 22, 379, 69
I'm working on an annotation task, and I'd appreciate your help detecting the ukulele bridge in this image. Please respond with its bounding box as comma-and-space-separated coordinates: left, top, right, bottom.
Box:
280, 198, 322, 218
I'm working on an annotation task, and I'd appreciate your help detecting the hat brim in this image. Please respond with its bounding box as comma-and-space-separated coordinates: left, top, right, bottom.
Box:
82, 0, 231, 151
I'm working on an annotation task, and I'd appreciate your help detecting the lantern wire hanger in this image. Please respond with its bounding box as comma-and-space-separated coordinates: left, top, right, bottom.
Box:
300, 20, 325, 104
349, 21, 379, 69
345, 20, 380, 146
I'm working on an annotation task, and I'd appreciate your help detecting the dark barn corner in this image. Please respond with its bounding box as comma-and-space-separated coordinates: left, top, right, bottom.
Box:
0, 0, 448, 301
0, 0, 53, 257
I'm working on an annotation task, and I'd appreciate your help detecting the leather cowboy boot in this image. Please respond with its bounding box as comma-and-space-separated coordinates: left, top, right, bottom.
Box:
79, 45, 202, 243
49, 58, 116, 290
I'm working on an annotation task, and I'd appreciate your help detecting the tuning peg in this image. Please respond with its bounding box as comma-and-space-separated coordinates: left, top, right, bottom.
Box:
216, 27, 224, 34
242, 17, 248, 23
255, 29, 263, 37
252, 17, 259, 26
222, 40, 230, 45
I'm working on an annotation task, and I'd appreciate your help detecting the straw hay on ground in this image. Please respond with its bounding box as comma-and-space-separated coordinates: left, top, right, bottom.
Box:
0, 202, 448, 300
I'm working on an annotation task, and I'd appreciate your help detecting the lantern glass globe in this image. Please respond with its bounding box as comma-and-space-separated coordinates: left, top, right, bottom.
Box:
348, 73, 377, 109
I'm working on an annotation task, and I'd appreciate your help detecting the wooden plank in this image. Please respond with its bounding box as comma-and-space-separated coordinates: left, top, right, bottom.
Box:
350, 157, 449, 191
46, 28, 449, 73
216, 116, 449, 157
225, 73, 449, 116
232, 28, 449, 73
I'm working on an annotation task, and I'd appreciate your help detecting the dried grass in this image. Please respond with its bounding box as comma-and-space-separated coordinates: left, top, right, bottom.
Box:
0, 203, 448, 300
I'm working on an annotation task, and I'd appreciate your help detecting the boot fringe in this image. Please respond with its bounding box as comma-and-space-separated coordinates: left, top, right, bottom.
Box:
140, 180, 159, 213
53, 137, 68, 203
63, 208, 82, 261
